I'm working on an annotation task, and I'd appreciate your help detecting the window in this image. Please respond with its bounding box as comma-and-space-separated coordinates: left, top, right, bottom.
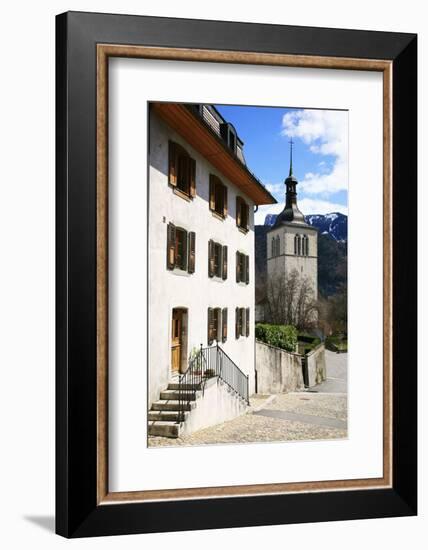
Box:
166, 223, 196, 273
271, 237, 275, 258
294, 234, 303, 256
208, 307, 228, 345
236, 196, 250, 232
235, 307, 250, 339
302, 235, 309, 256
276, 235, 280, 256
220, 123, 237, 154
168, 141, 196, 199
208, 240, 227, 279
236, 251, 249, 284
209, 175, 228, 218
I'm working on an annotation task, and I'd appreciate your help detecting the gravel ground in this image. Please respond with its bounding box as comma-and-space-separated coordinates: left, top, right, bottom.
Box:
148, 351, 348, 448
148, 392, 347, 448
264, 392, 347, 422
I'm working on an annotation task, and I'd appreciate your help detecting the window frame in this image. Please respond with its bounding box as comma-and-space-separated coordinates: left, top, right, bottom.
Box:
168, 140, 196, 200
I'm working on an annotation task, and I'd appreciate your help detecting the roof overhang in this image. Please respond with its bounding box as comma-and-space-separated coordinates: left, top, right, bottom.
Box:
151, 103, 277, 206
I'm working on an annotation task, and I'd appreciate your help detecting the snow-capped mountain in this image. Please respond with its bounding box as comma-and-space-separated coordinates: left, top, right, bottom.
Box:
264, 212, 348, 242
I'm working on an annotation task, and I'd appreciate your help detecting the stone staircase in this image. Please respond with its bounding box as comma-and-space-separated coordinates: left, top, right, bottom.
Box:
148, 382, 202, 438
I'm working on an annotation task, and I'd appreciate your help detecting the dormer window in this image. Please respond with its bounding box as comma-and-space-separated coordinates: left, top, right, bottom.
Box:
220, 122, 237, 154
168, 141, 196, 199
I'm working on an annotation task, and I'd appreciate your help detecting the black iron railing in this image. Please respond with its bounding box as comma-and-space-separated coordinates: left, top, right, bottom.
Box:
177, 344, 249, 423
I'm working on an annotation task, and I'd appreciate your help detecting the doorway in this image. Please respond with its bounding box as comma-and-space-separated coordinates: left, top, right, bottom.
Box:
171, 308, 188, 375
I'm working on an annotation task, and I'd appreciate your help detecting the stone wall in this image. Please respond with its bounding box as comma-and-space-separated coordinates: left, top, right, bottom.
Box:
255, 341, 304, 394
181, 377, 248, 436
305, 343, 327, 387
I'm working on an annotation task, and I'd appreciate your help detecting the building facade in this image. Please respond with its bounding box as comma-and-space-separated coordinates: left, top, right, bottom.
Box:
147, 103, 275, 432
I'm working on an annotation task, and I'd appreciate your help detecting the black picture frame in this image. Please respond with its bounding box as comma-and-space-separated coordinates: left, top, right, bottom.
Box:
56, 11, 417, 538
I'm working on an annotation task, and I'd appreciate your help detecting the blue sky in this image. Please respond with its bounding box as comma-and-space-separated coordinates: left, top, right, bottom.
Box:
214, 105, 348, 225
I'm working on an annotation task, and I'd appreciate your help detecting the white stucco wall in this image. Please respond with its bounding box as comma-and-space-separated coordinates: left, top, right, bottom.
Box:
148, 110, 256, 406
266, 224, 318, 300
180, 377, 249, 436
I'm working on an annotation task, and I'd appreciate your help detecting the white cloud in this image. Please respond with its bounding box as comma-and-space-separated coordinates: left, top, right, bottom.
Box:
254, 203, 284, 225
281, 110, 348, 195
264, 182, 284, 196
299, 198, 347, 216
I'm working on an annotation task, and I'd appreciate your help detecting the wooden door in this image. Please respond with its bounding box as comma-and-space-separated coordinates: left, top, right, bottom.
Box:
171, 309, 182, 374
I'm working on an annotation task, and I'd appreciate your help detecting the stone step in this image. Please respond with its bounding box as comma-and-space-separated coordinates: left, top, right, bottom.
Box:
151, 399, 196, 412
167, 382, 202, 391
148, 420, 180, 438
160, 389, 200, 401
148, 410, 186, 422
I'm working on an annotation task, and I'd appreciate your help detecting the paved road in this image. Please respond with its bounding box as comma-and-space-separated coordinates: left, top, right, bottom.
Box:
315, 350, 347, 394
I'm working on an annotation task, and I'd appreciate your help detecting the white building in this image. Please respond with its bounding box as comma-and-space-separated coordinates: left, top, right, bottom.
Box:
266, 142, 318, 318
148, 103, 276, 437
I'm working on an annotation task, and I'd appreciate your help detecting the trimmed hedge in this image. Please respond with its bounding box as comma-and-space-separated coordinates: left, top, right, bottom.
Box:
255, 324, 297, 352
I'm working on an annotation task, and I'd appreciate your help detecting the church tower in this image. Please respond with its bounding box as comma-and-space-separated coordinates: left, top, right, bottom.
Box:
266, 140, 318, 315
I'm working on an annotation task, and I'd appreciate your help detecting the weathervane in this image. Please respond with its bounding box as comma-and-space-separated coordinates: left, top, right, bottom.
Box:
289, 138, 294, 176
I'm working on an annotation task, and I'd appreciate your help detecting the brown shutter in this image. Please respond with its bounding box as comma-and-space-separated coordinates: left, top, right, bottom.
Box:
245, 202, 250, 231
188, 232, 196, 273
166, 223, 176, 269
236, 251, 240, 282
223, 185, 228, 217
235, 307, 239, 339
245, 254, 250, 284
208, 308, 214, 346
236, 196, 242, 227
208, 240, 215, 277
181, 230, 188, 271
222, 308, 228, 343
246, 307, 250, 337
168, 141, 177, 187
189, 157, 196, 198
217, 244, 222, 278
209, 175, 215, 211
222, 246, 228, 280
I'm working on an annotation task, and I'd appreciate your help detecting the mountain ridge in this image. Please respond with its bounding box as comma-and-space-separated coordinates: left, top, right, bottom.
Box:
264, 212, 347, 242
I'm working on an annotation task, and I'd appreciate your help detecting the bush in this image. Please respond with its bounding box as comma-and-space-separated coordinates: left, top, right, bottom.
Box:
255, 324, 297, 352
325, 334, 348, 353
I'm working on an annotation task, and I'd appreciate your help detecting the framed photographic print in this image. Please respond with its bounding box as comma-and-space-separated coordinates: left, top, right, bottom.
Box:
56, 11, 417, 538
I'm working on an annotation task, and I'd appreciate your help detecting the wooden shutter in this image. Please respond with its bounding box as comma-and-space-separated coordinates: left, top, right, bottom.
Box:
166, 223, 176, 269
189, 158, 196, 198
223, 185, 228, 217
181, 229, 188, 271
235, 307, 239, 339
236, 251, 241, 282
188, 232, 196, 273
245, 254, 250, 284
217, 244, 223, 278
240, 308, 244, 336
208, 308, 214, 346
222, 246, 228, 280
236, 197, 242, 227
246, 307, 250, 337
208, 240, 215, 278
245, 202, 250, 231
168, 141, 177, 187
222, 308, 228, 343
209, 175, 215, 211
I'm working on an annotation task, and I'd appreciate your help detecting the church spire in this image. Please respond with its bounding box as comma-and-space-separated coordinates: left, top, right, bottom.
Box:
289, 138, 294, 177
272, 138, 307, 227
